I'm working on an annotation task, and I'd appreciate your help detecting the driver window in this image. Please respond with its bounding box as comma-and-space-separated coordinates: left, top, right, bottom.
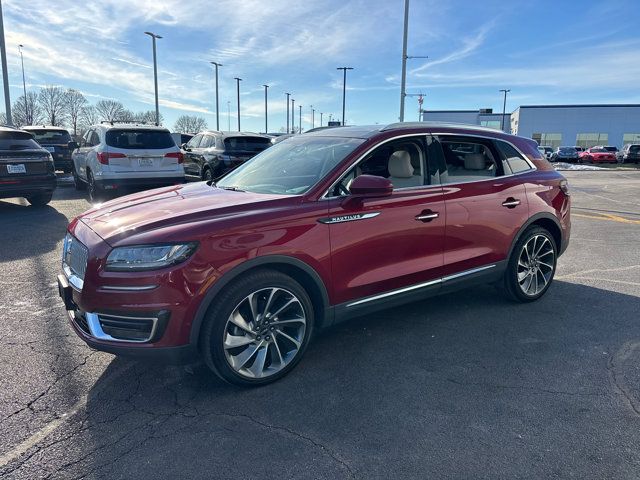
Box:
333, 137, 427, 196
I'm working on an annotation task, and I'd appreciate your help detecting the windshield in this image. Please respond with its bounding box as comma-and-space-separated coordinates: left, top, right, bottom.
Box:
0, 131, 42, 150
629, 145, 640, 153
27, 129, 72, 144
591, 148, 607, 153
105, 129, 175, 149
559, 147, 576, 153
216, 136, 364, 195
223, 136, 272, 154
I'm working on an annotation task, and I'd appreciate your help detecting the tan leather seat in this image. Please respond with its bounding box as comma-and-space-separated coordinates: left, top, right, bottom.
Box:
388, 151, 421, 188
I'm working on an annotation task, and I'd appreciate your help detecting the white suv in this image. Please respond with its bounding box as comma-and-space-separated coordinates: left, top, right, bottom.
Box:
72, 123, 185, 201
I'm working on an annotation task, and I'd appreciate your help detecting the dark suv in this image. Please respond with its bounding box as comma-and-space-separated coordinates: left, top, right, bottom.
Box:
58, 123, 571, 386
182, 131, 272, 181
22, 126, 77, 173
618, 144, 640, 163
0, 127, 57, 206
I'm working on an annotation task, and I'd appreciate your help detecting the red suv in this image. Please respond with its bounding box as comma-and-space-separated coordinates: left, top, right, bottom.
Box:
58, 124, 571, 386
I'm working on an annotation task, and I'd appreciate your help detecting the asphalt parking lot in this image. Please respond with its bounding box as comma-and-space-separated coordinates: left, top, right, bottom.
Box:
0, 171, 639, 479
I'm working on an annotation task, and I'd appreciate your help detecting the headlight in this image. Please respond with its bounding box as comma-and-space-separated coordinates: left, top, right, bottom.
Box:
105, 242, 198, 271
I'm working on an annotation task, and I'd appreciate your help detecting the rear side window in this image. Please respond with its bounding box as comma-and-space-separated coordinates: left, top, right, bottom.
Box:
630, 145, 640, 153
438, 137, 504, 183
105, 129, 174, 150
224, 136, 272, 153
0, 131, 41, 150
200, 135, 215, 148
495, 140, 532, 173
27, 129, 72, 144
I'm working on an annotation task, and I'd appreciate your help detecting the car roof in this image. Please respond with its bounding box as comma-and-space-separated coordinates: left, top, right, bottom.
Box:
92, 123, 170, 131
0, 125, 26, 133
303, 122, 518, 139
22, 125, 69, 130
199, 130, 271, 138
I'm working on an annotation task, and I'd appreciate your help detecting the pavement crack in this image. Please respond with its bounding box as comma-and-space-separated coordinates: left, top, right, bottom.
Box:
606, 342, 640, 418
445, 377, 606, 397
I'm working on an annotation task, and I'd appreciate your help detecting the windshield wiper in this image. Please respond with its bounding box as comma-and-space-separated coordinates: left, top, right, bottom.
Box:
219, 185, 245, 192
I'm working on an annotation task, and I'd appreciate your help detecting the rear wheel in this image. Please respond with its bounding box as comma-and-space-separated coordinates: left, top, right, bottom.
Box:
87, 171, 105, 202
201, 167, 213, 182
200, 269, 314, 386
73, 166, 86, 190
26, 192, 53, 207
502, 226, 557, 302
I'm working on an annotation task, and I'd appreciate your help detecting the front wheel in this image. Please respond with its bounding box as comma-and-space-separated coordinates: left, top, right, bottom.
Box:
26, 192, 53, 207
502, 226, 557, 302
200, 269, 314, 386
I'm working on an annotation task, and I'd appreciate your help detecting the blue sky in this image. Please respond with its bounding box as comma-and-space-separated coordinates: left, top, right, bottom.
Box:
2, 0, 640, 132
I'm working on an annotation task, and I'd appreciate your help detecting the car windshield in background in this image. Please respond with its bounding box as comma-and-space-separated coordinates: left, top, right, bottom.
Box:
603, 146, 618, 152
0, 131, 42, 150
559, 147, 576, 153
591, 148, 607, 153
105, 129, 175, 150
224, 136, 272, 154
216, 136, 364, 195
29, 129, 72, 144
629, 145, 640, 153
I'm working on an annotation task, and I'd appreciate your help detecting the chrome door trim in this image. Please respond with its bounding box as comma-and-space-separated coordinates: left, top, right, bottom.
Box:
441, 264, 496, 282
100, 285, 158, 292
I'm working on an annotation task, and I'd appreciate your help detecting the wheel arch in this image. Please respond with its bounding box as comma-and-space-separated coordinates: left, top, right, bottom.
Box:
507, 213, 563, 261
189, 255, 332, 346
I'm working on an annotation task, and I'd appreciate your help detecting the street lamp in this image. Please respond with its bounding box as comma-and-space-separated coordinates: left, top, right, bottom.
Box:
500, 89, 511, 132
18, 44, 28, 124
234, 77, 242, 131
0, 1, 12, 125
336, 66, 353, 126
299, 104, 302, 133
285, 92, 291, 133
320, 112, 323, 127
263, 84, 269, 134
310, 105, 314, 129
291, 98, 295, 133
143, 31, 162, 126
399, 0, 428, 122
227, 100, 231, 131
210, 61, 222, 130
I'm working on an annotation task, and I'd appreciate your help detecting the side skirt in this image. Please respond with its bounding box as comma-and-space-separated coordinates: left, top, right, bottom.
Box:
332, 261, 506, 325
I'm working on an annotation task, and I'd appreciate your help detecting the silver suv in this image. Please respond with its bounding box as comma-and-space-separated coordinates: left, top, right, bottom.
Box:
72, 123, 185, 202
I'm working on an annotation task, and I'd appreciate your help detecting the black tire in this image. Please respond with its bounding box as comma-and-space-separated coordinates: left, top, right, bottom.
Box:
73, 166, 86, 191
501, 226, 557, 303
87, 170, 105, 202
26, 192, 53, 207
201, 167, 213, 182
200, 269, 315, 386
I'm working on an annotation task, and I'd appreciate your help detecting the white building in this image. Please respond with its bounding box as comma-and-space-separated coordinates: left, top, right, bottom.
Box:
422, 104, 640, 149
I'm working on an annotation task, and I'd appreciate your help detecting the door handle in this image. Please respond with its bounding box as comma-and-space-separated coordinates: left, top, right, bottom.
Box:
502, 198, 521, 208
415, 210, 439, 222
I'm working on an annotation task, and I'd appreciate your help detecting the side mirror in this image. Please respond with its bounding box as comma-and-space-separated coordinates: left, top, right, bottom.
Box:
181, 143, 191, 151
349, 174, 393, 197
68, 141, 79, 150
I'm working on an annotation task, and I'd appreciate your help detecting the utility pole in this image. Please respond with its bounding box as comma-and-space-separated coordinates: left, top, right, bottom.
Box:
18, 45, 29, 124
500, 89, 510, 132
285, 92, 290, 133
311, 106, 315, 128
291, 98, 295, 133
234, 77, 242, 131
144, 32, 162, 125
299, 104, 302, 133
0, 0, 12, 125
263, 84, 269, 134
210, 61, 222, 130
399, 0, 409, 122
227, 100, 230, 131
336, 66, 353, 126
320, 112, 323, 126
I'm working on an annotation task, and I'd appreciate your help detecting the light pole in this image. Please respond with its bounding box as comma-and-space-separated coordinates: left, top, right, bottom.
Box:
399, 0, 428, 122
500, 89, 510, 132
299, 104, 302, 133
234, 77, 242, 131
320, 112, 323, 127
291, 98, 295, 133
285, 92, 290, 133
210, 61, 222, 130
227, 100, 230, 131
336, 66, 353, 126
310, 105, 314, 128
144, 31, 162, 126
18, 44, 28, 124
0, 0, 12, 125
263, 84, 269, 134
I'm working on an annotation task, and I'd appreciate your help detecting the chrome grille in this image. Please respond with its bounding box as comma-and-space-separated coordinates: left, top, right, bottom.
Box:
62, 233, 88, 287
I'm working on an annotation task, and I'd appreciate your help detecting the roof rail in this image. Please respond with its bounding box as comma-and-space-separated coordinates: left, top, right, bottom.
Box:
100, 120, 155, 126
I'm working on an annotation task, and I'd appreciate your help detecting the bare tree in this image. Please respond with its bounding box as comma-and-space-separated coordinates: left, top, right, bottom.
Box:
12, 93, 42, 127
38, 86, 67, 126
173, 115, 207, 134
134, 110, 164, 125
94, 100, 125, 122
0, 112, 6, 125
118, 109, 135, 122
64, 89, 87, 135
78, 105, 99, 137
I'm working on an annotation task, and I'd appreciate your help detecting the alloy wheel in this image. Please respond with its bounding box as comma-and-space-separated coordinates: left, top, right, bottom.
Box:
223, 287, 306, 379
517, 234, 555, 296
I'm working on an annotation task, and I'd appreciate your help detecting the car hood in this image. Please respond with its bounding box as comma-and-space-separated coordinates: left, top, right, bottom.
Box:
78, 182, 291, 244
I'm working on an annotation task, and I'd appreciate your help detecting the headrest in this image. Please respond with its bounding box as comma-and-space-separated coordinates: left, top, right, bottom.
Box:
464, 153, 485, 170
388, 151, 414, 178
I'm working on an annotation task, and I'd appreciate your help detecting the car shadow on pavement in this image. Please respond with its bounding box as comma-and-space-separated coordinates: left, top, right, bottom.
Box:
0, 199, 70, 262
57, 279, 640, 479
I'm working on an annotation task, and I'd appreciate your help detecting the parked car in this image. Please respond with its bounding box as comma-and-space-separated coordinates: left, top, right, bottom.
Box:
537, 146, 546, 157
598, 145, 619, 154
541, 146, 554, 160
71, 123, 185, 202
182, 131, 272, 181
617, 144, 640, 163
551, 146, 580, 163
58, 123, 571, 386
22, 126, 77, 173
171, 132, 193, 148
579, 147, 617, 164
572, 146, 585, 153
0, 126, 56, 206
